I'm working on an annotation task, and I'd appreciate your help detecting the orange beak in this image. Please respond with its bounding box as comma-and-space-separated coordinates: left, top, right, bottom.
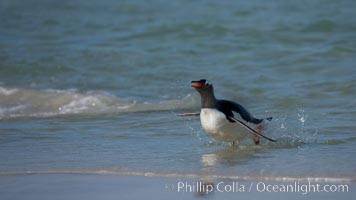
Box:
191, 81, 203, 88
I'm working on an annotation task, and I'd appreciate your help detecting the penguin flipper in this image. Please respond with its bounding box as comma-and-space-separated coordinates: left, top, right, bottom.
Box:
227, 116, 277, 142
177, 113, 200, 117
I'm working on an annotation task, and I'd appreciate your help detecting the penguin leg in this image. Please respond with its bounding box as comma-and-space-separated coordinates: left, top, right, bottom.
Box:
253, 118, 272, 144
256, 124, 264, 132
253, 136, 260, 145
227, 116, 277, 142
177, 113, 200, 117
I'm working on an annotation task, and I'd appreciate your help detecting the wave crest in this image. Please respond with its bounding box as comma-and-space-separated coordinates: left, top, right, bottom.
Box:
0, 87, 198, 120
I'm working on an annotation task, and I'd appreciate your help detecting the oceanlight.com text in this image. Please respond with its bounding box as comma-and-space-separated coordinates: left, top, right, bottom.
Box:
256, 181, 349, 195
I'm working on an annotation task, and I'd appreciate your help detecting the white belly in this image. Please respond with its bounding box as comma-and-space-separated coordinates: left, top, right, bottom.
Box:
200, 108, 248, 142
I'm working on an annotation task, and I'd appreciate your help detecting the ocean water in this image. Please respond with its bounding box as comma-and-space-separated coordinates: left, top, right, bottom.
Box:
0, 0, 356, 186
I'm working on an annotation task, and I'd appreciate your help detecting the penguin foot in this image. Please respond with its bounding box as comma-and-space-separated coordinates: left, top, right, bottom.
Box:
253, 135, 260, 145
231, 141, 238, 147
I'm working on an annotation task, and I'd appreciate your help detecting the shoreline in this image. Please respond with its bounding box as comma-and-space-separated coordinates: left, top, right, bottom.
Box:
0, 169, 354, 183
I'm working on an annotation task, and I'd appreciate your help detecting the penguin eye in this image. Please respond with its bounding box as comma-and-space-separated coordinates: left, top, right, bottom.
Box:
205, 80, 211, 86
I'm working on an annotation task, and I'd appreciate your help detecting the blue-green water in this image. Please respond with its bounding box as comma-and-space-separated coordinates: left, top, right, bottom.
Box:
0, 0, 356, 185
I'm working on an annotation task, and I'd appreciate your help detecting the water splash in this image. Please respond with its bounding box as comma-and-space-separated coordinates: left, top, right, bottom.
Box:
297, 108, 308, 133
180, 115, 204, 141
258, 108, 318, 148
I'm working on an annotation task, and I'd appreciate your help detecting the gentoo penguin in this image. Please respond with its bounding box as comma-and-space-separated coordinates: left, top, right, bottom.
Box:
179, 79, 276, 145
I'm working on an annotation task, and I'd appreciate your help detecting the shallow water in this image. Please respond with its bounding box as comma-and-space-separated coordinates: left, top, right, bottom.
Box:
0, 0, 356, 184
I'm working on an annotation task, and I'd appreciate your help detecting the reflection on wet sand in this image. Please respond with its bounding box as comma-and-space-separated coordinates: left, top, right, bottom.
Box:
197, 146, 267, 197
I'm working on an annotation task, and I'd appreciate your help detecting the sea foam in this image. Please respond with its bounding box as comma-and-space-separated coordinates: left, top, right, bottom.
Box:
0, 87, 198, 120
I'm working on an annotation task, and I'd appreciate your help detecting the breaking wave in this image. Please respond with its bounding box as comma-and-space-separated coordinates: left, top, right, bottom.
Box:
0, 86, 199, 120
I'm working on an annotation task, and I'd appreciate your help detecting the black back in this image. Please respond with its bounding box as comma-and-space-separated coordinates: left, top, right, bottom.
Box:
217, 100, 263, 124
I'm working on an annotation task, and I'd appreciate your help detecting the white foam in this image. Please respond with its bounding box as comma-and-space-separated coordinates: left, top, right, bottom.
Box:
0, 86, 198, 119
0, 87, 18, 95
0, 105, 28, 114
58, 95, 105, 114
0, 170, 353, 183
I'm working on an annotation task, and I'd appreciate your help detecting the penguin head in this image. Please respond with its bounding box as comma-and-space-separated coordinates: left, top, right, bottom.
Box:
191, 79, 214, 94
191, 79, 217, 107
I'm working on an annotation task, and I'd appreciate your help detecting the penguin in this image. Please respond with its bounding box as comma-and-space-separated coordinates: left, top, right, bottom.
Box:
179, 79, 276, 145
